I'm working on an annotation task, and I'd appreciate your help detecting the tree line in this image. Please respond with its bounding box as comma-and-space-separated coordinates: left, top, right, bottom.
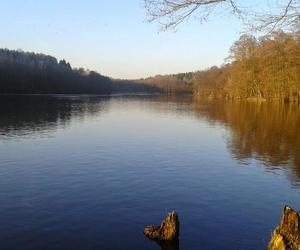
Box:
143, 0, 300, 101
0, 49, 160, 95
0, 49, 114, 94
193, 29, 300, 102
135, 28, 300, 101
135, 72, 193, 94
1, 28, 299, 100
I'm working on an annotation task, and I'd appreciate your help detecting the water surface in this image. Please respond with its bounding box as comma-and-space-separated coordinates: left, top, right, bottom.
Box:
0, 95, 300, 250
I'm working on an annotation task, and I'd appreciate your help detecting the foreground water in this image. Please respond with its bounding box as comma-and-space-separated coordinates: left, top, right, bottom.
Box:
0, 95, 300, 250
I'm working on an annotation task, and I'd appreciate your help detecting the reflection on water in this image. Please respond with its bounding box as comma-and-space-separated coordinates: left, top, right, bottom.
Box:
0, 95, 110, 139
1, 95, 300, 250
0, 95, 192, 140
2, 96, 299, 183
193, 100, 300, 185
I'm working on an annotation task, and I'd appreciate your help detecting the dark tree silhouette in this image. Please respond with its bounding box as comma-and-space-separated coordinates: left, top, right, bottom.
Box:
0, 49, 164, 95
0, 49, 113, 94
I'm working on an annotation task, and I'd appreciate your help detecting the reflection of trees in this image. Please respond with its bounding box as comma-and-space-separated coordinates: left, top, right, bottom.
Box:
0, 95, 110, 139
2, 95, 300, 183
193, 100, 300, 181
0, 95, 191, 140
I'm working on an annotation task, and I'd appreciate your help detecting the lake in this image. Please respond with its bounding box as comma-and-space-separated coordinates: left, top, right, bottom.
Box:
0, 95, 300, 250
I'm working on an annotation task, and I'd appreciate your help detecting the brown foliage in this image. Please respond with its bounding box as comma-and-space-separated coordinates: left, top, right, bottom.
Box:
136, 72, 193, 94
193, 30, 300, 101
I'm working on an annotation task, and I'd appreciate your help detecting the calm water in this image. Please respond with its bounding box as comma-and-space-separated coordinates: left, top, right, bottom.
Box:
0, 95, 300, 250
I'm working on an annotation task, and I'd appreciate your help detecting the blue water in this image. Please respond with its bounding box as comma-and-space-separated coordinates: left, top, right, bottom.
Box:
0, 95, 299, 249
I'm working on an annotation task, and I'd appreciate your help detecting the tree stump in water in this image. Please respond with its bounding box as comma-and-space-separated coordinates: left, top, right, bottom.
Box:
269, 206, 300, 250
144, 211, 180, 241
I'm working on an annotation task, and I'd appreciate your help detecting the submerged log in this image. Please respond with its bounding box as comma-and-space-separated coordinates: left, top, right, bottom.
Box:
144, 211, 180, 241
269, 206, 300, 250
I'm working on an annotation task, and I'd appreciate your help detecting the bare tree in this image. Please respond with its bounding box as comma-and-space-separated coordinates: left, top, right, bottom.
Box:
144, 0, 300, 32
252, 0, 300, 32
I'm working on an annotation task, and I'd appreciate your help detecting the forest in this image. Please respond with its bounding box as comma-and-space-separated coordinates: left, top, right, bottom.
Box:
0, 49, 114, 94
193, 29, 300, 102
139, 29, 300, 101
1, 28, 299, 100
0, 49, 158, 95
135, 72, 193, 94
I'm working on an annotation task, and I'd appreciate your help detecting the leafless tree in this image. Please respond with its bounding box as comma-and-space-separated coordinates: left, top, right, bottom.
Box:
144, 0, 300, 32
252, 0, 300, 32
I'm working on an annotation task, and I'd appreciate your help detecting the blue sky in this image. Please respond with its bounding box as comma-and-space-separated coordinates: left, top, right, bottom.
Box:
0, 0, 243, 79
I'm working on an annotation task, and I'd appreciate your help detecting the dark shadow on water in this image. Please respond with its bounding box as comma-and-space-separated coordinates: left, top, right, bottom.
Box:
149, 239, 179, 250
0, 95, 111, 139
159, 240, 180, 250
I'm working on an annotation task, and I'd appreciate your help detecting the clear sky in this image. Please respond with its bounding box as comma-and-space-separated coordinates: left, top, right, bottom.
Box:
0, 0, 243, 79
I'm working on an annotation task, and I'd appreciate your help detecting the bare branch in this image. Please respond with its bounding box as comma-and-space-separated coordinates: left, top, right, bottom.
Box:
144, 0, 239, 30
251, 0, 300, 33
144, 0, 300, 33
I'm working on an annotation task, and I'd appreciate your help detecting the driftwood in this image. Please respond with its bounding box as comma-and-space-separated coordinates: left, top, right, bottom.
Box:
143, 207, 300, 250
269, 206, 300, 250
144, 211, 180, 241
